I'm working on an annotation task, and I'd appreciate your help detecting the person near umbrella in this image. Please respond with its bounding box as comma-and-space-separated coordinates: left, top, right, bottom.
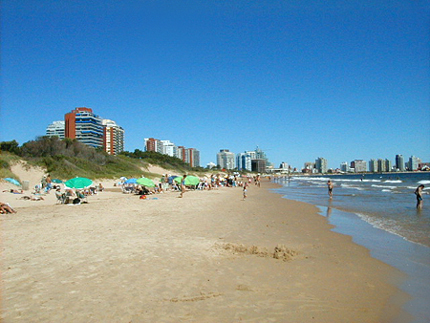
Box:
179, 175, 187, 198
46, 174, 52, 192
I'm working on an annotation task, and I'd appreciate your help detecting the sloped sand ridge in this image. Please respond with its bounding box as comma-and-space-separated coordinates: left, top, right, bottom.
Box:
215, 242, 299, 261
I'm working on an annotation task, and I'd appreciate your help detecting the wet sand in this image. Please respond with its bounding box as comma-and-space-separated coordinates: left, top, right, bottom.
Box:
1, 179, 409, 322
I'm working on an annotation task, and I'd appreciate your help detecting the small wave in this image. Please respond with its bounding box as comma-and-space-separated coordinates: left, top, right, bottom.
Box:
371, 184, 397, 190
340, 184, 364, 191
418, 180, 430, 185
384, 180, 402, 183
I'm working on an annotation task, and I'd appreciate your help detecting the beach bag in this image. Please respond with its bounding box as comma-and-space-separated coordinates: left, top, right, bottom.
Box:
73, 198, 81, 204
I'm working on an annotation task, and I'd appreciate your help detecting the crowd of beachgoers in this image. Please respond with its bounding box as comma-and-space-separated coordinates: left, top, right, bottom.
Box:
1, 172, 262, 213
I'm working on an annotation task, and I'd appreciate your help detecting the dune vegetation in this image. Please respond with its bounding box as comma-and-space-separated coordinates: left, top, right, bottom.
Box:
0, 137, 207, 181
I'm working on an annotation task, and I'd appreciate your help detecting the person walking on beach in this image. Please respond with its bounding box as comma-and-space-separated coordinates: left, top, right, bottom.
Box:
327, 180, 333, 199
415, 184, 425, 209
179, 175, 187, 198
243, 182, 248, 200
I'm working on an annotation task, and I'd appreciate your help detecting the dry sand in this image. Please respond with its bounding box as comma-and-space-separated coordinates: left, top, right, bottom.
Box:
1, 167, 410, 322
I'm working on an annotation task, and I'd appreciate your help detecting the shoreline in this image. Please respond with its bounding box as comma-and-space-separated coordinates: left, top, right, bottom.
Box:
1, 179, 409, 322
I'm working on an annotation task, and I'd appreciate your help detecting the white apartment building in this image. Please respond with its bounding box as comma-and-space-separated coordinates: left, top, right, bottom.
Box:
46, 121, 65, 139
217, 149, 236, 170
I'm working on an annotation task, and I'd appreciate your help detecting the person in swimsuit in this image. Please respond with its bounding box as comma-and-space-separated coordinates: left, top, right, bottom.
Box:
179, 175, 187, 198
415, 184, 425, 209
327, 180, 333, 199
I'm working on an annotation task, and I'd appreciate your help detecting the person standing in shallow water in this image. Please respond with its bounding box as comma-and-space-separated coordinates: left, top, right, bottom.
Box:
415, 184, 425, 209
327, 180, 333, 199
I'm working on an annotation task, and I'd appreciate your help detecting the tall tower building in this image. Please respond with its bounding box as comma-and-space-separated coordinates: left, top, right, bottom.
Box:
217, 149, 236, 170
315, 157, 328, 174
237, 152, 252, 171
395, 155, 405, 171
352, 160, 367, 173
103, 119, 124, 155
385, 159, 392, 172
160, 140, 177, 157
144, 138, 163, 153
408, 156, 419, 171
65, 107, 104, 148
369, 159, 378, 172
186, 148, 200, 167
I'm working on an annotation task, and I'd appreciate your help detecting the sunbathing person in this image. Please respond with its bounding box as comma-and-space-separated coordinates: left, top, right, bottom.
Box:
19, 195, 44, 201
1, 202, 17, 214
3, 189, 23, 194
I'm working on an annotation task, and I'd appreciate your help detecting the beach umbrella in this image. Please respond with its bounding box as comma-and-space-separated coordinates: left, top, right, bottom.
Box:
136, 177, 156, 188
124, 178, 138, 184
65, 177, 93, 189
52, 179, 63, 184
3, 178, 21, 186
174, 176, 200, 186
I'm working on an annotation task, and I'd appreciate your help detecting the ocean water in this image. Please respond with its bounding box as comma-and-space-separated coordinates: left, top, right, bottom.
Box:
274, 172, 430, 247
273, 172, 430, 323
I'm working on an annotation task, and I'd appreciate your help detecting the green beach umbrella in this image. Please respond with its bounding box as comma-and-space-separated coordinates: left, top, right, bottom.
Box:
136, 177, 156, 188
65, 177, 93, 189
174, 176, 200, 186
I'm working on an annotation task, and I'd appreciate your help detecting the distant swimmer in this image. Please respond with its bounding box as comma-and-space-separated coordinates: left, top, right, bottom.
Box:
327, 180, 333, 199
415, 184, 425, 209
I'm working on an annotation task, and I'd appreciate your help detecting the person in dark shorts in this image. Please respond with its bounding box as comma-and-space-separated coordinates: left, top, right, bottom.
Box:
415, 184, 425, 209
327, 180, 333, 199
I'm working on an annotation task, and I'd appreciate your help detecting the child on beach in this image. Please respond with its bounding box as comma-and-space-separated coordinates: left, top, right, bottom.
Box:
243, 182, 248, 200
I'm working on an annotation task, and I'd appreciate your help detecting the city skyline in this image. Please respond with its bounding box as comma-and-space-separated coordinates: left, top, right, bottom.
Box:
1, 1, 429, 169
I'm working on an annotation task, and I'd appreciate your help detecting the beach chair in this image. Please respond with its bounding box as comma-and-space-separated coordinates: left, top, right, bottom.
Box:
75, 190, 88, 203
55, 191, 66, 204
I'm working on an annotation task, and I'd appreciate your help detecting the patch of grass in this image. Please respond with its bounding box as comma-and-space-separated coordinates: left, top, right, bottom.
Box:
0, 152, 21, 180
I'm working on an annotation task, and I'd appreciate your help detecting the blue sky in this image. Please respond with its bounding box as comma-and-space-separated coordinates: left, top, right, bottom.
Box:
1, 0, 429, 169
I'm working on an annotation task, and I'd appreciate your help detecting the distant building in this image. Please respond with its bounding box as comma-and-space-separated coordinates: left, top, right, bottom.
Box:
315, 157, 328, 174
377, 159, 387, 172
280, 162, 289, 170
340, 162, 350, 172
236, 152, 252, 171
46, 121, 65, 139
217, 149, 236, 170
369, 159, 378, 172
408, 155, 419, 171
65, 107, 104, 148
255, 146, 272, 167
303, 162, 315, 173
251, 159, 266, 173
177, 146, 186, 161
395, 154, 405, 171
206, 162, 216, 169
160, 140, 177, 157
352, 160, 367, 173
144, 138, 163, 154
385, 159, 392, 172
103, 119, 124, 155
186, 148, 200, 167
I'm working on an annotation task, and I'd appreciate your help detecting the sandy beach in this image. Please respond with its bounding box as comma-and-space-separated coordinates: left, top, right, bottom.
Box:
1, 168, 410, 322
